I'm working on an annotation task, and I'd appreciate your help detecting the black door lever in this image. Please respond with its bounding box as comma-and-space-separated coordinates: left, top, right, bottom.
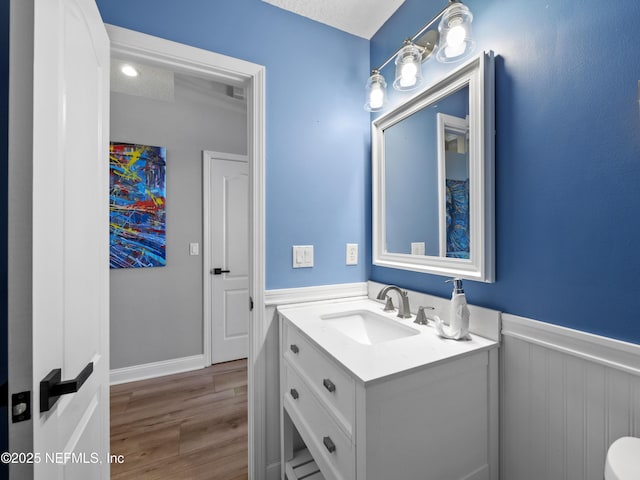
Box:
212, 268, 230, 275
40, 362, 93, 412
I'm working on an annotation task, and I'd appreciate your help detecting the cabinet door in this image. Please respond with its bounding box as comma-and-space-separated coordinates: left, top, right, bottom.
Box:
362, 352, 490, 480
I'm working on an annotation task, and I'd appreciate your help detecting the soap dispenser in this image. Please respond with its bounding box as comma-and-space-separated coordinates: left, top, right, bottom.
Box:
434, 278, 471, 340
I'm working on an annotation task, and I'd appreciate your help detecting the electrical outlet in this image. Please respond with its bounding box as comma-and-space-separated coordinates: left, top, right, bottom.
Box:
346, 243, 358, 265
411, 242, 426, 256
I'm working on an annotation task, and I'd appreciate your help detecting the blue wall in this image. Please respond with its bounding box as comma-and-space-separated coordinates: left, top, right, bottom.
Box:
371, 0, 640, 344
95, 0, 370, 290
92, 0, 640, 344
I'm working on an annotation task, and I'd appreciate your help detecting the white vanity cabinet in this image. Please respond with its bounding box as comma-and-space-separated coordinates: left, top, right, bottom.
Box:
278, 299, 499, 480
282, 320, 356, 480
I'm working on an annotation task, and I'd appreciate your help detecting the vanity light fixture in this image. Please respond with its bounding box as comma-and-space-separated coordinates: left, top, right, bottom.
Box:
393, 40, 424, 91
365, 0, 475, 111
365, 69, 387, 112
436, 2, 474, 63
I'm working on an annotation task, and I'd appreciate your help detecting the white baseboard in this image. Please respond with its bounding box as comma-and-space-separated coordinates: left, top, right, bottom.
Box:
264, 282, 368, 306
110, 354, 205, 385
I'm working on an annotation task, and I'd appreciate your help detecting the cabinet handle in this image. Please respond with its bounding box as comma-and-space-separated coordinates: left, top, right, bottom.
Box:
323, 378, 336, 393
323, 436, 336, 453
290, 344, 299, 354
290, 388, 299, 400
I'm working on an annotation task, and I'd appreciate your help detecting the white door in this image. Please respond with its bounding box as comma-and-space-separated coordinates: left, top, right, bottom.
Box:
16, 0, 110, 477
205, 151, 249, 364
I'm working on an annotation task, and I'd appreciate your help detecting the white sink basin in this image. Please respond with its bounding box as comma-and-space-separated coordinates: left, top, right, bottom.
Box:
320, 309, 420, 345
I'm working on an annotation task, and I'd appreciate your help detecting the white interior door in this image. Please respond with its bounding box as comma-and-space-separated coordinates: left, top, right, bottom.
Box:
31, 0, 110, 477
205, 151, 249, 364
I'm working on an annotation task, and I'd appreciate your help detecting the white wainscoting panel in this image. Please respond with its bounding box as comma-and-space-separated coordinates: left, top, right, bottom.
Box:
501, 314, 640, 480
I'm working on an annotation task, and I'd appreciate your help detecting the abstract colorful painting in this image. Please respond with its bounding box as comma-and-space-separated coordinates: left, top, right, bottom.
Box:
109, 142, 166, 268
445, 179, 470, 259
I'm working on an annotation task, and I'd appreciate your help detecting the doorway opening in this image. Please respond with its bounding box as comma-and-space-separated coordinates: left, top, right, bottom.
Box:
107, 25, 266, 478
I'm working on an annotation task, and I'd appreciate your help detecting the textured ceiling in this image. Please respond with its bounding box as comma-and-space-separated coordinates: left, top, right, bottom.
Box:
111, 59, 175, 102
110, 58, 245, 109
262, 0, 405, 39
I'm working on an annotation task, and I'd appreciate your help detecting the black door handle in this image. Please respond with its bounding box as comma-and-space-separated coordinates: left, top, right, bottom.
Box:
40, 362, 93, 412
212, 268, 230, 275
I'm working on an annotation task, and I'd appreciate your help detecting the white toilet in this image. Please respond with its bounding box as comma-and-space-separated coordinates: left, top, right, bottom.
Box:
605, 437, 640, 480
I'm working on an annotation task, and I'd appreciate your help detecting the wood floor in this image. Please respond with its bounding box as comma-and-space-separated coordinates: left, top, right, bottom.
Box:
110, 359, 248, 480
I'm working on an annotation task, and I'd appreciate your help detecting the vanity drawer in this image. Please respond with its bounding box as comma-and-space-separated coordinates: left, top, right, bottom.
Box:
284, 321, 355, 437
284, 364, 355, 480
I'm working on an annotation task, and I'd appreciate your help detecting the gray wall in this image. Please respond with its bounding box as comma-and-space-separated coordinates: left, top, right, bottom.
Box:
110, 74, 246, 369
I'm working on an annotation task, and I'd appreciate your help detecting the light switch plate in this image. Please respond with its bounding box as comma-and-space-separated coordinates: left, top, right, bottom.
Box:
293, 245, 314, 268
346, 243, 358, 265
189, 242, 200, 256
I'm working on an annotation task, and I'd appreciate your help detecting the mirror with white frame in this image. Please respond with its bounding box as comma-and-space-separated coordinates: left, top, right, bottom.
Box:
372, 51, 495, 282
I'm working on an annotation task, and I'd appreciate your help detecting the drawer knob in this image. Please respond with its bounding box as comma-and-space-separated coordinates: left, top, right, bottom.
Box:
323, 436, 336, 454
290, 388, 299, 400
290, 344, 299, 354
323, 378, 336, 393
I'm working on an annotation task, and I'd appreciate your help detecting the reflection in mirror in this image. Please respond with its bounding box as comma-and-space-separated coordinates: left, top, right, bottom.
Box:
438, 110, 470, 259
384, 86, 469, 258
372, 51, 495, 282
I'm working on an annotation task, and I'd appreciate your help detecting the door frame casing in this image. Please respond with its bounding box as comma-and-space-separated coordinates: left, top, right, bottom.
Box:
203, 150, 249, 365
107, 25, 266, 479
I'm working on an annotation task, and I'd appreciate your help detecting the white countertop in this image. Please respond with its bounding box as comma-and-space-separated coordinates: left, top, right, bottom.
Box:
278, 298, 499, 384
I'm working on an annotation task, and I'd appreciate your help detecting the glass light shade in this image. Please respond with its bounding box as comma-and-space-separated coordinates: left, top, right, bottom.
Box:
436, 3, 474, 63
393, 43, 423, 91
365, 71, 387, 112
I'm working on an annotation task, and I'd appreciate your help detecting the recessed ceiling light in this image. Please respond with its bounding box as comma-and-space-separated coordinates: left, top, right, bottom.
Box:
121, 65, 139, 77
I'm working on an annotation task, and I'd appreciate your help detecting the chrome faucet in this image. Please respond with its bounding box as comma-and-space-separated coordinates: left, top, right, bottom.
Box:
414, 305, 435, 325
376, 285, 412, 319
